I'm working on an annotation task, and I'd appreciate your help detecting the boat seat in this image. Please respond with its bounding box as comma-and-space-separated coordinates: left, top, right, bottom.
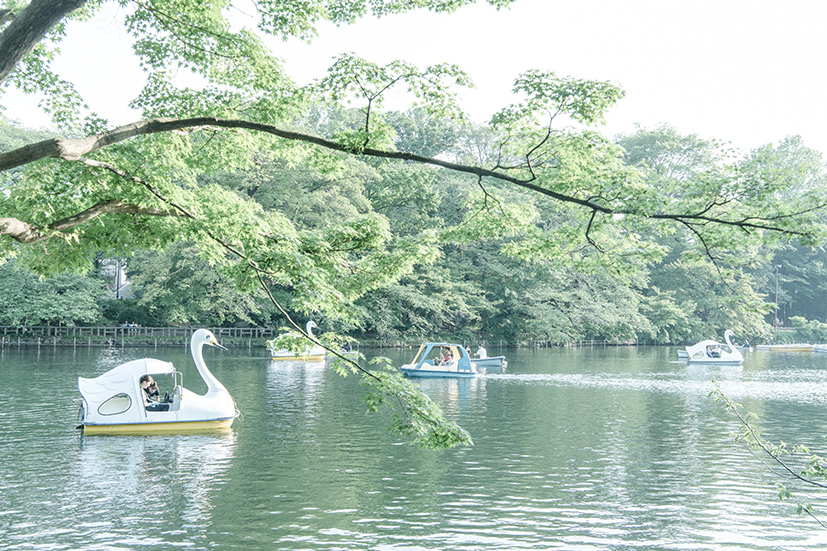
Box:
168, 385, 182, 411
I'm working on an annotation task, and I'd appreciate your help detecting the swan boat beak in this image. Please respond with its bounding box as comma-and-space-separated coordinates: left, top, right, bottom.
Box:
208, 337, 228, 351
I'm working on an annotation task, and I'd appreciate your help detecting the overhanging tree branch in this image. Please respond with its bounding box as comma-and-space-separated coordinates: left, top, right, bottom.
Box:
0, 117, 608, 211
711, 384, 827, 527
0, 199, 181, 244
1, 116, 823, 245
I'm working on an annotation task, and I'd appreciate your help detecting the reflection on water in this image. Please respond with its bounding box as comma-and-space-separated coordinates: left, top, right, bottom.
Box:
3, 429, 236, 550
4, 346, 827, 549
76, 432, 237, 524
415, 376, 487, 417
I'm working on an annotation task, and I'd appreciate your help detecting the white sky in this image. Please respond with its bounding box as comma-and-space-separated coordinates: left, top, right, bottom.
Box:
5, 0, 827, 156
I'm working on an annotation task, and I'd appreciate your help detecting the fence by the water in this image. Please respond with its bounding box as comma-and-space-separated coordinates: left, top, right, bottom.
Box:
0, 325, 277, 349
0, 325, 649, 350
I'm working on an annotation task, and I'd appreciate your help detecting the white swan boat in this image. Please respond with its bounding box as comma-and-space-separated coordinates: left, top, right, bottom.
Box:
683, 329, 744, 365
268, 321, 326, 361
400, 343, 480, 378
77, 329, 239, 434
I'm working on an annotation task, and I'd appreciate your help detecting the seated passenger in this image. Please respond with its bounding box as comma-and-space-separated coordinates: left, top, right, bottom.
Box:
140, 374, 170, 411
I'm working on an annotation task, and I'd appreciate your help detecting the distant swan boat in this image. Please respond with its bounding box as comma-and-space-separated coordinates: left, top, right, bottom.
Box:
268, 321, 326, 361
683, 329, 744, 365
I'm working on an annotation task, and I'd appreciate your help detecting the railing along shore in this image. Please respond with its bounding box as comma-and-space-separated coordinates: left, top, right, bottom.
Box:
0, 325, 650, 350
0, 325, 276, 349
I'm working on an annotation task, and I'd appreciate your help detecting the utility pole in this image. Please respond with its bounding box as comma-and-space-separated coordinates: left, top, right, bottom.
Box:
115, 259, 121, 300
774, 264, 781, 328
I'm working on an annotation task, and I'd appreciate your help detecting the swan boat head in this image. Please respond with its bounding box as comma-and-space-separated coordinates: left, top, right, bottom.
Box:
191, 329, 230, 395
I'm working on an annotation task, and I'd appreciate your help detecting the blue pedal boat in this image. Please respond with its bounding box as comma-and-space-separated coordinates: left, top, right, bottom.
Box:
400, 343, 480, 378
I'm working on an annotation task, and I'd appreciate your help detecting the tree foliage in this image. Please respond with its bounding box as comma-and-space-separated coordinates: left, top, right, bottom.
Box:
127, 242, 269, 326
712, 385, 827, 527
0, 260, 109, 325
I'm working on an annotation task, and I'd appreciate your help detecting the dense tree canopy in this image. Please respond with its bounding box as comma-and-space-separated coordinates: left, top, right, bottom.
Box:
0, 260, 109, 325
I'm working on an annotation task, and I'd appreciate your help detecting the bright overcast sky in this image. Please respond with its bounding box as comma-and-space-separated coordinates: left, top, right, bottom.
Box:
6, 0, 827, 157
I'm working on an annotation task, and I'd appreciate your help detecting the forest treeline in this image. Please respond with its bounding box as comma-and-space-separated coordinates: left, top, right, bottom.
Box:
3, 113, 827, 346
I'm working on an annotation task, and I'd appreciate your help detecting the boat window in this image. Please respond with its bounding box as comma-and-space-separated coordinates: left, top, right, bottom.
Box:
430, 346, 454, 365
98, 393, 132, 416
411, 345, 427, 363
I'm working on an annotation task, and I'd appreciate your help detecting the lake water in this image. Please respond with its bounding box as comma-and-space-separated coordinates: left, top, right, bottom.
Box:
2, 343, 827, 550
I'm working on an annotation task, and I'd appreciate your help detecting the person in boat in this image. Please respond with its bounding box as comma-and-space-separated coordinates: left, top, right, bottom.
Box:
706, 345, 721, 358
342, 341, 352, 353
475, 344, 488, 359
442, 347, 453, 365
140, 374, 170, 411
146, 378, 160, 401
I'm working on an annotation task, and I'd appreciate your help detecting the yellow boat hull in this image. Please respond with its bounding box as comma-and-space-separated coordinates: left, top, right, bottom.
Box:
269, 354, 325, 361
769, 345, 813, 352
82, 418, 235, 435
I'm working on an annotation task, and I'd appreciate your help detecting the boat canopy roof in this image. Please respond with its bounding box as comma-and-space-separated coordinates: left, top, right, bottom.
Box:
411, 343, 467, 362
78, 358, 176, 403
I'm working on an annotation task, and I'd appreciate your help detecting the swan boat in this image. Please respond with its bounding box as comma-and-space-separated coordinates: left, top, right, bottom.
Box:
683, 329, 744, 365
77, 329, 239, 434
268, 321, 326, 361
400, 343, 480, 378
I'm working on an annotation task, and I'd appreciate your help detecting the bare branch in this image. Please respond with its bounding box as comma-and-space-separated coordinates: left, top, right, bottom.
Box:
649, 209, 817, 238
0, 217, 49, 243
584, 210, 603, 251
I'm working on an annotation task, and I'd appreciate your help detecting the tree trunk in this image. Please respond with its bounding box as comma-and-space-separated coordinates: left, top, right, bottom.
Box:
0, 0, 88, 85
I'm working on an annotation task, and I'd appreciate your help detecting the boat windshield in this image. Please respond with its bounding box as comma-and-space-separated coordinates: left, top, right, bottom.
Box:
410, 345, 428, 364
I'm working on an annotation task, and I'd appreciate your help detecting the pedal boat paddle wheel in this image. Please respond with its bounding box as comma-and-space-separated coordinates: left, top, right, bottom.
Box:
77, 329, 239, 434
